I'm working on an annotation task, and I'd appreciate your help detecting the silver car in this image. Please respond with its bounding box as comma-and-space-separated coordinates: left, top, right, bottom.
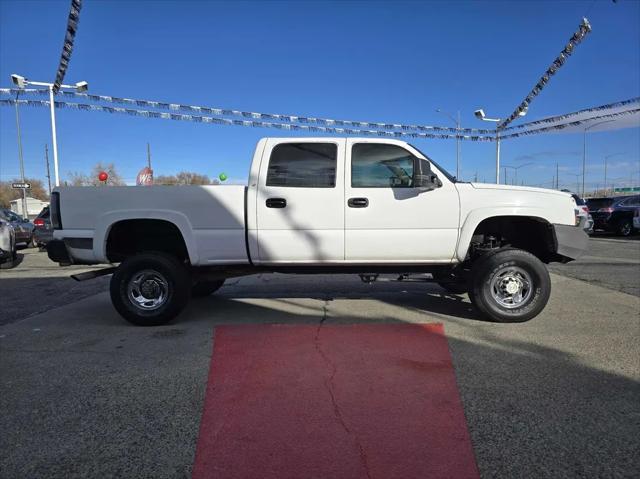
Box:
0, 208, 36, 247
0, 217, 17, 268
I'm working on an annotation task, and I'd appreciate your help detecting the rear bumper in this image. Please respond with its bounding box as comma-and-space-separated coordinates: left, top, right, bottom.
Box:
553, 220, 589, 260
34, 228, 54, 245
46, 239, 72, 264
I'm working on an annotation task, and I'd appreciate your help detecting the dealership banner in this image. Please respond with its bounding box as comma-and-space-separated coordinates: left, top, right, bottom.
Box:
136, 167, 153, 186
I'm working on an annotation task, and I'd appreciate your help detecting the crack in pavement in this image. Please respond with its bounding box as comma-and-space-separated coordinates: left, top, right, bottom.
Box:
313, 299, 372, 479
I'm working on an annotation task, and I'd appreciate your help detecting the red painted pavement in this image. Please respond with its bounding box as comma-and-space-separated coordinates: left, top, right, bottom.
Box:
192, 323, 479, 479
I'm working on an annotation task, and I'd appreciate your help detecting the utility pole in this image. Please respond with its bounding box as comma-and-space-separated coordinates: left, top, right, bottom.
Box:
147, 142, 152, 169
45, 145, 52, 195
14, 94, 28, 218
556, 162, 559, 189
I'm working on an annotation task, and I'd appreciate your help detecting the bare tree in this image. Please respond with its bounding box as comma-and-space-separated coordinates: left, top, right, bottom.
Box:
155, 172, 216, 185
0, 178, 49, 208
65, 163, 126, 186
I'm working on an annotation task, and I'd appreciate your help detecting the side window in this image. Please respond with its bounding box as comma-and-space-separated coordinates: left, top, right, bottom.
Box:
266, 143, 337, 188
351, 143, 415, 188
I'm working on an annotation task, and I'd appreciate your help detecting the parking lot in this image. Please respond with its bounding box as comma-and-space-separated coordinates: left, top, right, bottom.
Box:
1, 236, 639, 478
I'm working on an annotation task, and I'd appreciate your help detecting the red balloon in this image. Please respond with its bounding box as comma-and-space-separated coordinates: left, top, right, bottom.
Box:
98, 171, 108, 182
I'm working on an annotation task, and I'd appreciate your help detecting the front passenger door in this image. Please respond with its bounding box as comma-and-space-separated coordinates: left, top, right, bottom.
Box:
344, 140, 459, 263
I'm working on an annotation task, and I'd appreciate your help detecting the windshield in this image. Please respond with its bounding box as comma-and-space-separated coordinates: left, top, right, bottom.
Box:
586, 198, 615, 210
0, 209, 21, 221
408, 144, 457, 183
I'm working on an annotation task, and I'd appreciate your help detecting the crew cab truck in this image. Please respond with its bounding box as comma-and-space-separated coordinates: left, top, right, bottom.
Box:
47, 138, 588, 326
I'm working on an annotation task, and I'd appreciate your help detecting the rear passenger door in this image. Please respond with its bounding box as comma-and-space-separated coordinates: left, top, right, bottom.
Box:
256, 139, 346, 263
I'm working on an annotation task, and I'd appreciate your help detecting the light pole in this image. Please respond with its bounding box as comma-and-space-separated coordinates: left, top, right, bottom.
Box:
14, 91, 28, 218
603, 152, 625, 195
475, 107, 527, 184
11, 74, 88, 187
568, 173, 581, 195
436, 109, 461, 179
582, 120, 614, 198
503, 163, 533, 185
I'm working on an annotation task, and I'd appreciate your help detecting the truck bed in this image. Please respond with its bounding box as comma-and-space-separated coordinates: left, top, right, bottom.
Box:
55, 185, 248, 265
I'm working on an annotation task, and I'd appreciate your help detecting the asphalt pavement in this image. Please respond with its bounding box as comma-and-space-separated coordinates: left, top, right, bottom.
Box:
1, 237, 639, 478
548, 233, 640, 297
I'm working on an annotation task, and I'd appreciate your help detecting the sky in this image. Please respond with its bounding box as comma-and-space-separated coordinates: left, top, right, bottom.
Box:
0, 0, 639, 191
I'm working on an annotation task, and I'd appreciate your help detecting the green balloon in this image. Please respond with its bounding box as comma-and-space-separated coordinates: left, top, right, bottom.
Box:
219, 173, 228, 182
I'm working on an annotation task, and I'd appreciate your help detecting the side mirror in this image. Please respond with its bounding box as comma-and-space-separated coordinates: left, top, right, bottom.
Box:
413, 159, 442, 191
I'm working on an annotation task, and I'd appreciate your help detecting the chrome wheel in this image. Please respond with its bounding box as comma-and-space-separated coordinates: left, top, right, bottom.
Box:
489, 266, 533, 309
126, 269, 169, 311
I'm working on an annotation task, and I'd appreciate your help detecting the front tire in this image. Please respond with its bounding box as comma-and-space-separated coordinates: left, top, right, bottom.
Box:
470, 248, 551, 323
110, 252, 191, 326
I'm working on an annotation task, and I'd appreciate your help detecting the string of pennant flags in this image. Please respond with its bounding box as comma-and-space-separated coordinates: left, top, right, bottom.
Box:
499, 108, 640, 140
0, 88, 495, 135
502, 97, 640, 131
497, 17, 592, 129
0, 89, 637, 141
0, 98, 493, 141
52, 0, 82, 93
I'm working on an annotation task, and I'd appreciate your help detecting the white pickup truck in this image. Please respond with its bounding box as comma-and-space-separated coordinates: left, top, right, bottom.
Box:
47, 138, 588, 325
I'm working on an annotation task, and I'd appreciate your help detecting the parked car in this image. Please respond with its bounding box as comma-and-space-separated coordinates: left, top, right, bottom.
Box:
46, 137, 588, 326
567, 192, 593, 234
0, 217, 17, 268
587, 195, 640, 236
33, 206, 54, 247
0, 208, 35, 247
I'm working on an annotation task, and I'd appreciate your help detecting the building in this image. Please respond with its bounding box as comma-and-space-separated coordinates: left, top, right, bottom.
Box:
10, 196, 49, 220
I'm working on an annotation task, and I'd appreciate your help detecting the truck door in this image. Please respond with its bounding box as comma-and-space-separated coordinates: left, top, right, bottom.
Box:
344, 139, 459, 262
255, 139, 346, 263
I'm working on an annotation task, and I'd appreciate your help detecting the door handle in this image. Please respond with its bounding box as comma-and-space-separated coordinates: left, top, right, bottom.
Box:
348, 197, 369, 208
266, 198, 287, 208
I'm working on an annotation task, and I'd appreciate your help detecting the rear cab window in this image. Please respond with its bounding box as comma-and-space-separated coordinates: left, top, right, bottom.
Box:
266, 143, 337, 188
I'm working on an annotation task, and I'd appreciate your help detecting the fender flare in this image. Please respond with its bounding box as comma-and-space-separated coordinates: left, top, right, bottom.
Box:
456, 207, 552, 261
94, 210, 198, 264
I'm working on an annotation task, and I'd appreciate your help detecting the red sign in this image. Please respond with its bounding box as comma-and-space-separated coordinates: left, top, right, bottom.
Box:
136, 167, 153, 186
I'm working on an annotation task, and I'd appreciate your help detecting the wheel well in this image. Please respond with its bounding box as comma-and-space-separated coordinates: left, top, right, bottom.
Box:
106, 219, 189, 263
469, 216, 559, 263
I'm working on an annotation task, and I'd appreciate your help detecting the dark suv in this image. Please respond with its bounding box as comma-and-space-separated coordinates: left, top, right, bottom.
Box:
587, 195, 640, 236
33, 206, 54, 247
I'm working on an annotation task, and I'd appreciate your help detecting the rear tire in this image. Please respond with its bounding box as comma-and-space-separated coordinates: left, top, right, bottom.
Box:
191, 279, 225, 297
470, 248, 550, 323
110, 252, 191, 326
617, 219, 633, 237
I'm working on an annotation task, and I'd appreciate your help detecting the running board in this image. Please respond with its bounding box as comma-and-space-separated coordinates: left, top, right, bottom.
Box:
71, 266, 117, 282
359, 273, 437, 284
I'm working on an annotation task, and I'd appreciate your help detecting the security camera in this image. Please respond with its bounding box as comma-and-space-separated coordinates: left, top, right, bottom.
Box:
11, 74, 27, 88
75, 81, 89, 92
474, 109, 486, 120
